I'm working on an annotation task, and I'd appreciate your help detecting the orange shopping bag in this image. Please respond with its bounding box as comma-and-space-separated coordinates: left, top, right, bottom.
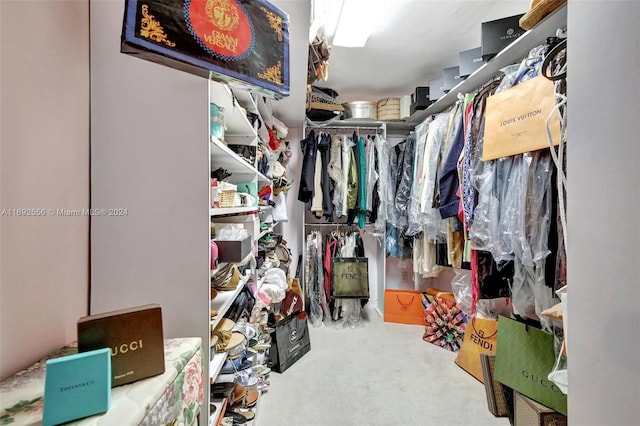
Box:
383, 289, 425, 325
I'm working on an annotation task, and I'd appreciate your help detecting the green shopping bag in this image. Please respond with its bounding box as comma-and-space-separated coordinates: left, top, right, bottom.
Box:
494, 315, 567, 415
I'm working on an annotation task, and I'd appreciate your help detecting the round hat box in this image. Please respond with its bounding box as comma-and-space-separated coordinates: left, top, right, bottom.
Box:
376, 98, 401, 121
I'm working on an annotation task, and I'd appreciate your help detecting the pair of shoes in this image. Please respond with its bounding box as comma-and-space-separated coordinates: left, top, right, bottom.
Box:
211, 381, 236, 405
220, 351, 254, 375
234, 369, 260, 389
272, 176, 292, 195
232, 320, 258, 341
213, 319, 247, 358
212, 167, 232, 181
231, 408, 256, 426
230, 389, 259, 410
220, 411, 249, 426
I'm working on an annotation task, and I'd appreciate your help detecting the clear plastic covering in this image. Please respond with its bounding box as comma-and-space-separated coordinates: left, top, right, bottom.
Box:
469, 64, 520, 254
305, 231, 329, 327
412, 237, 442, 278
420, 113, 449, 241
394, 132, 416, 230
451, 268, 497, 318
325, 232, 365, 329
260, 268, 288, 304
467, 49, 559, 327
406, 120, 430, 237
374, 134, 389, 236
387, 140, 404, 229
328, 135, 344, 218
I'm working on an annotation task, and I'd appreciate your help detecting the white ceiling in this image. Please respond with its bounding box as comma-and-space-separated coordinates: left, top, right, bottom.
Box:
269, 0, 531, 128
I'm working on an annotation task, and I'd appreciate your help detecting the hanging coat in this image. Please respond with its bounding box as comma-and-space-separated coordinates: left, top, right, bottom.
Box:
297, 130, 318, 203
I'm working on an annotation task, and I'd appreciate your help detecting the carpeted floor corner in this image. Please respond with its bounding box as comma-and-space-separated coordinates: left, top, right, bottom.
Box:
257, 308, 509, 426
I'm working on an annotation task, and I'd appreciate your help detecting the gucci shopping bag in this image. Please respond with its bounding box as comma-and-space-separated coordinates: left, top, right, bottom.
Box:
494, 315, 567, 415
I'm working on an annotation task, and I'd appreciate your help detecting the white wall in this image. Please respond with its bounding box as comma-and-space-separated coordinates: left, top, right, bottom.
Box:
89, 1, 209, 420
567, 1, 640, 424
0, 0, 90, 380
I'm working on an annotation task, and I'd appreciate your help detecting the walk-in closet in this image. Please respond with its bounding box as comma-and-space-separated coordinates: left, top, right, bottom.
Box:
1, 1, 638, 426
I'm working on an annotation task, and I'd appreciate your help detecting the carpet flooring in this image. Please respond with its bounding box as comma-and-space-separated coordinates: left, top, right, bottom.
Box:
257, 307, 509, 426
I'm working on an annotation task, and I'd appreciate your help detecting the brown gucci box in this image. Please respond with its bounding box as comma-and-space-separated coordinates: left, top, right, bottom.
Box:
78, 304, 165, 387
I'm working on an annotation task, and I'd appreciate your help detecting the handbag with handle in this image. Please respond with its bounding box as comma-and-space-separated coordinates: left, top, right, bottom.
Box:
494, 315, 567, 415
483, 75, 562, 160
454, 316, 499, 382
383, 289, 425, 325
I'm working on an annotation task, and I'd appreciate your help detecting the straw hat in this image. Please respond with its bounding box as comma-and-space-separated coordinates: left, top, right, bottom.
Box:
519, 0, 567, 30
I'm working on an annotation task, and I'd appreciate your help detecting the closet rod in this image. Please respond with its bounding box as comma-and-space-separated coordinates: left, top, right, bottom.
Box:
305, 223, 376, 227
308, 126, 383, 131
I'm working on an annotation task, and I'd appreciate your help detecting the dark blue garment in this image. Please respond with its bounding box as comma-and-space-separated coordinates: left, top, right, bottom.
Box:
318, 133, 334, 220
297, 130, 318, 203
439, 113, 465, 219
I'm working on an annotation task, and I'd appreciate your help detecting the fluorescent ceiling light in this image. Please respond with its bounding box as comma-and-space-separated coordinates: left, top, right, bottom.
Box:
332, 0, 378, 48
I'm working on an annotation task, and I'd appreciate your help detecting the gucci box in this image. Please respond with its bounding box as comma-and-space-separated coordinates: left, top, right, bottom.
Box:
78, 304, 165, 387
481, 14, 525, 61
121, 0, 290, 99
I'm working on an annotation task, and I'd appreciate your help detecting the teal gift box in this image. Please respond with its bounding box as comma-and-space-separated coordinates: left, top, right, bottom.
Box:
43, 348, 111, 426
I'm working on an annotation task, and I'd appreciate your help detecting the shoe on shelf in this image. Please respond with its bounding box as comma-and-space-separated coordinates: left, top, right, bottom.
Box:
230, 389, 259, 410
231, 409, 255, 425
222, 411, 247, 426
213, 319, 247, 357
234, 370, 258, 390
211, 381, 235, 404
232, 320, 258, 340
212, 264, 241, 291
220, 353, 253, 375
257, 377, 270, 391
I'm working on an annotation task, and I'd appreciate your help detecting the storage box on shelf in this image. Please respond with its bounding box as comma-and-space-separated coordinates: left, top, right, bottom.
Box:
410, 3, 567, 121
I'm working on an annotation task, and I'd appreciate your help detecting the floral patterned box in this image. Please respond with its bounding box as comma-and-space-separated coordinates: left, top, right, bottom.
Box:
121, 0, 290, 99
0, 338, 203, 426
